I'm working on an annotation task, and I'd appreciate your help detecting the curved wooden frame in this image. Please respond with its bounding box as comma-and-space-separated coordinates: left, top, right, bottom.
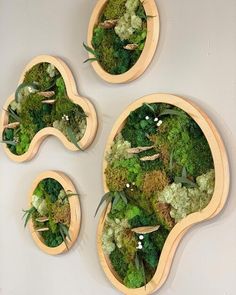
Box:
28, 170, 81, 255
97, 93, 230, 294
0, 55, 98, 162
87, 0, 160, 84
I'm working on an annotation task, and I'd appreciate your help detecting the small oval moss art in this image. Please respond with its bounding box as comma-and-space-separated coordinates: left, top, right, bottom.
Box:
0, 55, 97, 162
96, 94, 229, 294
23, 171, 81, 255
86, 0, 159, 83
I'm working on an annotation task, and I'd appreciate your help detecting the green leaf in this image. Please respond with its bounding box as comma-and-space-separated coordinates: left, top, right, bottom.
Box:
174, 176, 197, 187
113, 192, 120, 207
15, 82, 39, 103
119, 191, 128, 205
59, 224, 69, 250
0, 140, 17, 146
83, 58, 98, 64
143, 103, 155, 113
169, 149, 174, 172
59, 223, 71, 241
182, 166, 187, 178
66, 126, 83, 151
5, 108, 21, 122
22, 207, 36, 227
94, 192, 112, 217
83, 42, 96, 56
135, 253, 140, 270
159, 109, 186, 117
140, 259, 146, 289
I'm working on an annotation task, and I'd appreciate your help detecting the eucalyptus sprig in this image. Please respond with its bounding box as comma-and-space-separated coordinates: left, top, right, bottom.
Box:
66, 126, 83, 151
0, 140, 17, 146
174, 167, 196, 187
59, 223, 71, 250
22, 207, 36, 227
83, 42, 98, 63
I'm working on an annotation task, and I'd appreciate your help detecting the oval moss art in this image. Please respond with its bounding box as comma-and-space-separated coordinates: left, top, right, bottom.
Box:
96, 94, 229, 294
0, 55, 98, 162
86, 0, 159, 83
23, 171, 81, 255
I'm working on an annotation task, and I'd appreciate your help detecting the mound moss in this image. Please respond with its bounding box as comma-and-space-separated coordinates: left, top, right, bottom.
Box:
101, 102, 215, 289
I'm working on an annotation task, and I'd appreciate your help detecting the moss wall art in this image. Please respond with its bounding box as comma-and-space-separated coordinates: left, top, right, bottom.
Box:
96, 94, 229, 294
86, 0, 159, 83
23, 171, 81, 255
0, 55, 98, 162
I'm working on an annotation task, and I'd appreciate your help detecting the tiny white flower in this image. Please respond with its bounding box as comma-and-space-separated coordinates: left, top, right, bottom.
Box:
157, 120, 163, 127
138, 244, 143, 250
154, 117, 159, 122
139, 235, 144, 240
138, 241, 142, 245
132, 182, 135, 185
126, 183, 130, 188
131, 188, 134, 192
145, 116, 149, 120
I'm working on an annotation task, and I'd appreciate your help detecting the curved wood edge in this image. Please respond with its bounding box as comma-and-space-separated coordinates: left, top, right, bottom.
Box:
87, 0, 160, 84
0, 55, 98, 163
97, 93, 230, 294
28, 170, 81, 255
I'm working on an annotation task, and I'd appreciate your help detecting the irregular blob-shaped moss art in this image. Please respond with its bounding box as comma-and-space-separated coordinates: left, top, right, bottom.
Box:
0, 55, 97, 162
23, 171, 81, 255
95, 94, 230, 294
86, 0, 159, 82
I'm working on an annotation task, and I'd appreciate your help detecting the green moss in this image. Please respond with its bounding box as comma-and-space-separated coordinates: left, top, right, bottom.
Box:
110, 247, 128, 279
24, 62, 58, 91
41, 230, 63, 248
103, 0, 127, 19
41, 178, 63, 203
105, 166, 129, 192
124, 263, 144, 288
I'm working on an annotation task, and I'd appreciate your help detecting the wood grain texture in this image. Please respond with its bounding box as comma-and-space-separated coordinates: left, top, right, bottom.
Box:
28, 170, 81, 255
97, 93, 230, 294
87, 0, 160, 84
0, 55, 98, 162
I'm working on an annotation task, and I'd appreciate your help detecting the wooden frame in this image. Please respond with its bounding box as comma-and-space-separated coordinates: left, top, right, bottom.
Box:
97, 93, 230, 294
0, 55, 98, 162
87, 0, 160, 84
28, 170, 81, 255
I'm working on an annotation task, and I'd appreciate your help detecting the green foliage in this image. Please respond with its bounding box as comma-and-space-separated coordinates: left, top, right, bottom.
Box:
103, 0, 127, 19
123, 263, 144, 288
24, 62, 58, 91
41, 230, 63, 248
42, 178, 63, 203
5, 63, 87, 156
110, 247, 128, 279
105, 166, 129, 192
112, 157, 142, 183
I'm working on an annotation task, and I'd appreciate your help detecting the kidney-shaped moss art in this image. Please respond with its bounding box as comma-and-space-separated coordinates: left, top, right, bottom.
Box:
86, 0, 159, 83
0, 55, 98, 162
96, 94, 229, 294
23, 171, 81, 255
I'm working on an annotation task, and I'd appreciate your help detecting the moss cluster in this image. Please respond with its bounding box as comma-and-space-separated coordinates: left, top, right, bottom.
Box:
28, 178, 71, 248
101, 102, 215, 288
3, 62, 87, 155
91, 0, 147, 74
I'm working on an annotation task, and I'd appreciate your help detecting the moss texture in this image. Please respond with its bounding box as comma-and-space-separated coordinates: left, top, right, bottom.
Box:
3, 62, 87, 155
29, 178, 71, 248
91, 0, 147, 74
101, 102, 215, 288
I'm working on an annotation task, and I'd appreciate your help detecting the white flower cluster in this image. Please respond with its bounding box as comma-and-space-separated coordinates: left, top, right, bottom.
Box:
62, 114, 69, 121
136, 234, 144, 250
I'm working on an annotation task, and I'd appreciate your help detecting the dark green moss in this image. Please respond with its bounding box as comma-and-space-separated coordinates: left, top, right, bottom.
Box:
41, 178, 63, 203
110, 247, 128, 279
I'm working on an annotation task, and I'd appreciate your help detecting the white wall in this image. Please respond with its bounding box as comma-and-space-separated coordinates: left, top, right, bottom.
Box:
0, 0, 235, 294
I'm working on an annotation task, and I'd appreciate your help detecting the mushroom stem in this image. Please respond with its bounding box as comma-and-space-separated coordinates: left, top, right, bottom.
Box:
140, 153, 160, 161
131, 225, 160, 234
4, 122, 20, 129
99, 19, 118, 29
36, 227, 49, 232
38, 91, 55, 98
41, 99, 56, 104
123, 44, 138, 50
127, 145, 154, 154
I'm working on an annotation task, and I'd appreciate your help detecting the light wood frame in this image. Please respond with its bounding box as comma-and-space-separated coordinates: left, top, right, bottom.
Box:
97, 93, 230, 294
87, 0, 160, 83
0, 55, 98, 162
28, 170, 81, 255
